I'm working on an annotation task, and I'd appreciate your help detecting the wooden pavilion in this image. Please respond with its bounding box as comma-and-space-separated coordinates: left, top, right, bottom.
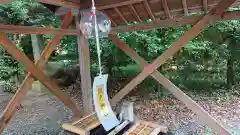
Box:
0, 0, 239, 134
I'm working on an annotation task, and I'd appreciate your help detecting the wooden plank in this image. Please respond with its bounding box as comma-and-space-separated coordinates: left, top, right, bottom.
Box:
1, 11, 240, 35
143, 1, 155, 20
62, 124, 87, 135
162, 0, 172, 19
111, 10, 240, 33
0, 24, 79, 35
128, 4, 142, 22
97, 0, 145, 10
0, 12, 81, 133
0, 0, 12, 4
75, 15, 94, 115
37, 0, 80, 8
203, 0, 208, 11
109, 34, 231, 135
110, 0, 236, 107
114, 7, 128, 24
182, 0, 189, 16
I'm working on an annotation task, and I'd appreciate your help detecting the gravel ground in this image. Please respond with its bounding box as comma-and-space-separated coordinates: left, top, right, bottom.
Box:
1, 96, 73, 135
0, 82, 240, 135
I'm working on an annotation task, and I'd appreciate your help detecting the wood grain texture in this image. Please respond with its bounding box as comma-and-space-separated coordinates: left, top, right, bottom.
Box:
143, 1, 155, 20
114, 7, 129, 24
0, 12, 81, 133
111, 10, 240, 35
182, 0, 189, 16
0, 24, 79, 35
75, 15, 94, 115
162, 0, 172, 19
41, 0, 240, 26
109, 34, 231, 135
110, 0, 236, 108
128, 4, 142, 22
110, 1, 236, 134
203, 0, 208, 11
37, 0, 80, 8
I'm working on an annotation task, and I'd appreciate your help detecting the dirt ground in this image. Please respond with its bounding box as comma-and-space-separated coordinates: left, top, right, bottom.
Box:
0, 83, 240, 135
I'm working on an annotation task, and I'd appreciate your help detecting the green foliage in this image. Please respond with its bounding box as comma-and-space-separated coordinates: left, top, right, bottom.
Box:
1, 0, 240, 95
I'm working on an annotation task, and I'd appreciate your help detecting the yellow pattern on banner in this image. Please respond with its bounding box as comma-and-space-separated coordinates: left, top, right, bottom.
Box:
96, 84, 109, 117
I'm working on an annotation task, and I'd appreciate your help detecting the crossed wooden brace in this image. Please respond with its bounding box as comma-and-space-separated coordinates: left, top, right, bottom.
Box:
109, 0, 236, 134
0, 0, 236, 134
0, 11, 82, 133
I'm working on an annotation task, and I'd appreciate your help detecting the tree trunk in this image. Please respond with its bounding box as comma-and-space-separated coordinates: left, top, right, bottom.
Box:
227, 55, 234, 88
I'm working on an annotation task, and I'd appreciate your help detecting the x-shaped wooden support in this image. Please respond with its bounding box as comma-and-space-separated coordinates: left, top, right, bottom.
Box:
109, 0, 236, 134
109, 34, 231, 135
0, 11, 81, 133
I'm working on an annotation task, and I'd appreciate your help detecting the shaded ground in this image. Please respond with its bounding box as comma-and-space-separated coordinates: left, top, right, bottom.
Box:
0, 82, 240, 135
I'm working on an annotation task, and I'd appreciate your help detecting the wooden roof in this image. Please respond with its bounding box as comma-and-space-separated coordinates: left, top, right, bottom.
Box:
39, 0, 240, 27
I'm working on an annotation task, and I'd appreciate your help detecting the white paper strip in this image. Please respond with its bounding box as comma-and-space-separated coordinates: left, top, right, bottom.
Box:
93, 74, 120, 131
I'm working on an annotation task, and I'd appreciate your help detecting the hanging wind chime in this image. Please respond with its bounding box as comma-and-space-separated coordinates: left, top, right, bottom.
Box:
79, 0, 120, 131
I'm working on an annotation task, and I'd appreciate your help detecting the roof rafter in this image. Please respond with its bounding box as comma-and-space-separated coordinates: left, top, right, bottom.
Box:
129, 4, 142, 22
97, 0, 145, 10
0, 24, 79, 35
112, 11, 240, 33
114, 7, 129, 24
1, 11, 240, 35
162, 0, 173, 19
203, 0, 208, 11
37, 0, 80, 8
182, 0, 189, 16
143, 1, 155, 20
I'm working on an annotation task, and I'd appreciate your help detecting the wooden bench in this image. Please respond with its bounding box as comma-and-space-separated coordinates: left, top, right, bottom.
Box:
62, 113, 168, 135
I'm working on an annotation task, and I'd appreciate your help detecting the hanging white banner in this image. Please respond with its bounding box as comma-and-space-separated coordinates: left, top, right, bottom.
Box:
93, 74, 120, 131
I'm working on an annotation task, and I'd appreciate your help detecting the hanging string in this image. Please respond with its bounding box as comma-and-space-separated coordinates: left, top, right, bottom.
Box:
91, 0, 103, 76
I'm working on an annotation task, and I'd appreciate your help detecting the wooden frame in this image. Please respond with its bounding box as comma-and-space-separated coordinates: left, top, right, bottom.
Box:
75, 15, 94, 115
37, 0, 80, 8
107, 0, 236, 134
109, 34, 230, 134
0, 24, 79, 35
1, 11, 240, 36
0, 11, 82, 132
0, 0, 239, 134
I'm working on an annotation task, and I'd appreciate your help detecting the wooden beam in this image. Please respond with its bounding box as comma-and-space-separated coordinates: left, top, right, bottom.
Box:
97, 0, 145, 10
162, 0, 172, 19
0, 0, 12, 4
111, 10, 240, 33
0, 24, 79, 35
0, 32, 81, 116
114, 7, 128, 24
143, 1, 155, 20
128, 4, 142, 22
110, 0, 236, 123
203, 0, 208, 11
75, 15, 93, 115
37, 0, 80, 8
0, 12, 81, 133
109, 34, 231, 135
182, 0, 189, 16
2, 11, 240, 36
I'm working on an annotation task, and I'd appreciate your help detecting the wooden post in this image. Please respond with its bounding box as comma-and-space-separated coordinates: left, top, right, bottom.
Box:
0, 11, 81, 133
109, 34, 231, 135
75, 16, 93, 115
